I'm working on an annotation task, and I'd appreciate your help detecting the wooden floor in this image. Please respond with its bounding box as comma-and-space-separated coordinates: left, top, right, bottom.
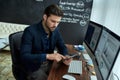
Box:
0, 50, 15, 80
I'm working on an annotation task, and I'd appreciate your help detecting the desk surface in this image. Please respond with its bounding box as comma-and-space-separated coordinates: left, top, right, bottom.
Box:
48, 59, 90, 80
48, 44, 98, 80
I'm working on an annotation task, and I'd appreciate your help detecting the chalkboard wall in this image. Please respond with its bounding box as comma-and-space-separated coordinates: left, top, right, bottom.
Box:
58, 0, 93, 44
0, 0, 59, 24
0, 0, 93, 45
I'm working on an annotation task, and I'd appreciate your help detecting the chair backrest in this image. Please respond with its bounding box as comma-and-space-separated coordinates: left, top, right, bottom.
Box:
9, 31, 27, 80
9, 31, 23, 65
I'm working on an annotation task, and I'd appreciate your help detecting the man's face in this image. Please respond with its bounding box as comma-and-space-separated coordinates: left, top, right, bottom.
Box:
43, 14, 62, 31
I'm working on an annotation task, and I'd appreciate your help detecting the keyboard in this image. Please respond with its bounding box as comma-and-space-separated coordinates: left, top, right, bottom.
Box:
68, 60, 82, 74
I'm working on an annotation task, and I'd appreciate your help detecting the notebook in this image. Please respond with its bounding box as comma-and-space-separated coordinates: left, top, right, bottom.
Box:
83, 54, 91, 60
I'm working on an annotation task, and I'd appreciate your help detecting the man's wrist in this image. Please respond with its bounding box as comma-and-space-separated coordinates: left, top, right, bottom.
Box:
46, 54, 50, 59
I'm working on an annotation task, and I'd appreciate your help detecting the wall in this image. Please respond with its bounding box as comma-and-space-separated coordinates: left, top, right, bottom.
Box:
90, 0, 120, 36
0, 0, 93, 45
58, 0, 93, 44
0, 0, 59, 25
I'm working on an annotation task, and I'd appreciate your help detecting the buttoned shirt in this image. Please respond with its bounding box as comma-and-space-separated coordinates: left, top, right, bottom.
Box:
20, 21, 68, 72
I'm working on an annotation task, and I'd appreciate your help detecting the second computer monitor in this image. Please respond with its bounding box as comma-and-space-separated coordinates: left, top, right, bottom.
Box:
95, 27, 120, 80
108, 48, 120, 80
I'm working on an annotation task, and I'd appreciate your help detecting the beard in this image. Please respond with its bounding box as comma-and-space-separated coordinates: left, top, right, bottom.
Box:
45, 20, 56, 32
44, 19, 51, 32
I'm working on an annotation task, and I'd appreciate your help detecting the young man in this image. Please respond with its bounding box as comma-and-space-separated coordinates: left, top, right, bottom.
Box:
20, 4, 72, 80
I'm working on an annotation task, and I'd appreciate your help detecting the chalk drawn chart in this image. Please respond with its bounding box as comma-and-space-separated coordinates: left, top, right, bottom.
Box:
58, 0, 93, 44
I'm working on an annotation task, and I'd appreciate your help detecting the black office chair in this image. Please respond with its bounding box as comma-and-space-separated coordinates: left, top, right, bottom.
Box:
9, 31, 27, 80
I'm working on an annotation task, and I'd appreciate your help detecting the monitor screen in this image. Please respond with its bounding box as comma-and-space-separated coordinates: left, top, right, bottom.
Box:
85, 21, 103, 53
108, 48, 120, 80
95, 27, 120, 80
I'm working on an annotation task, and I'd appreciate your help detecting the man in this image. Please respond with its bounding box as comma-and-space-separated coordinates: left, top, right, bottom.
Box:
20, 4, 72, 80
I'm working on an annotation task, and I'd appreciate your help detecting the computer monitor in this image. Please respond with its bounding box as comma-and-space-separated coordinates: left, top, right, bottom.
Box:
108, 48, 120, 80
85, 21, 103, 53
95, 27, 120, 80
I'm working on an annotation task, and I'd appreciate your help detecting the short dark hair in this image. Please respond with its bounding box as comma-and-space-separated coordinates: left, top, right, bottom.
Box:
44, 4, 63, 17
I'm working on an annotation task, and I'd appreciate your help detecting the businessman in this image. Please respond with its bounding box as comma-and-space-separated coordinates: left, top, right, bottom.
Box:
20, 4, 72, 80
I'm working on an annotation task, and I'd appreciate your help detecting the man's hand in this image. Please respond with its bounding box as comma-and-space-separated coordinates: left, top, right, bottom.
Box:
63, 56, 72, 65
46, 53, 65, 62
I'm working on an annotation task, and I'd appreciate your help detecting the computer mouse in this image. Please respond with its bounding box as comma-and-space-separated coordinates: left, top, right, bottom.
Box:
62, 74, 76, 80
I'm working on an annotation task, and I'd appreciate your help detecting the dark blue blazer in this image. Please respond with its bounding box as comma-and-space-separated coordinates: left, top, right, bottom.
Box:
20, 22, 68, 72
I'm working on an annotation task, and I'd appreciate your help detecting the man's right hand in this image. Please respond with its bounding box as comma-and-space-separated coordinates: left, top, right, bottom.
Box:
46, 53, 65, 62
